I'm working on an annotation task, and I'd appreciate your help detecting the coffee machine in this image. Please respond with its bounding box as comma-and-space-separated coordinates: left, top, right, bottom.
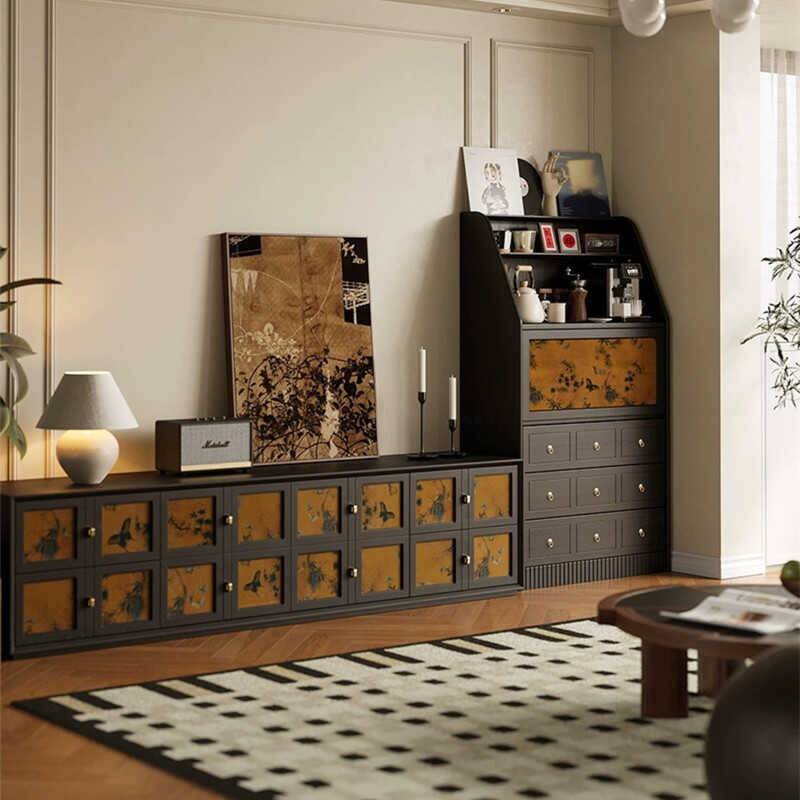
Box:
606, 262, 643, 318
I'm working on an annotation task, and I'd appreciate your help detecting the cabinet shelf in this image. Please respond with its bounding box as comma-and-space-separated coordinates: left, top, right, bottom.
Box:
499, 251, 635, 260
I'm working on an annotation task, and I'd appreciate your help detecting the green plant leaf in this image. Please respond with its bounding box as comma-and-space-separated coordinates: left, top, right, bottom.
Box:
5, 413, 27, 459
0, 332, 35, 358
0, 349, 29, 404
0, 277, 61, 296
0, 401, 11, 437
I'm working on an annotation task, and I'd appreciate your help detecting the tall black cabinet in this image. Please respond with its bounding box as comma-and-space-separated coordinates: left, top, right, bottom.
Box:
460, 212, 670, 588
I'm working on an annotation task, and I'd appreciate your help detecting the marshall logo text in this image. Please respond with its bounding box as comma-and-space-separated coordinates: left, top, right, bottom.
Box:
202, 439, 231, 449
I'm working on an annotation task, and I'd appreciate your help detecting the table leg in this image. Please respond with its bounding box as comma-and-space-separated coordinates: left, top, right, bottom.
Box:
697, 653, 740, 697
641, 641, 688, 718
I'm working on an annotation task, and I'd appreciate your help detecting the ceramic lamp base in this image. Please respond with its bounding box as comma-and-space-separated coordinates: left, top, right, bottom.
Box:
56, 429, 119, 485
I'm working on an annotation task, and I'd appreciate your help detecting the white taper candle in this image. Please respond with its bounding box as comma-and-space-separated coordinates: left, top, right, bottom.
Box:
449, 374, 457, 420
419, 347, 427, 394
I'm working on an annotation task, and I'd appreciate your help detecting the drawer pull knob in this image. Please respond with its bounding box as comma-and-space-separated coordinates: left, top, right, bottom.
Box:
638, 438, 646, 449
545, 537, 555, 549
347, 567, 359, 578
86, 596, 96, 608
638, 527, 647, 539
638, 482, 647, 494
86, 526, 97, 539
592, 441, 601, 452
592, 533, 601, 543
347, 504, 359, 515
223, 514, 234, 526
224, 581, 234, 593
592, 486, 601, 497
461, 494, 471, 505
545, 444, 554, 455
545, 490, 555, 502
461, 554, 471, 565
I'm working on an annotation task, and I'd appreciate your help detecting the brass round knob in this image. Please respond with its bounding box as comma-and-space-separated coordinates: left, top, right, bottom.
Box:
592, 486, 601, 497
592, 533, 601, 543
461, 554, 471, 565
86, 526, 97, 539
638, 482, 647, 494
545, 444, 554, 455
223, 514, 234, 526
546, 537, 554, 549
347, 567, 359, 578
592, 441, 601, 452
638, 527, 647, 539
224, 581, 234, 593
638, 437, 646, 449
546, 490, 555, 502
86, 596, 96, 608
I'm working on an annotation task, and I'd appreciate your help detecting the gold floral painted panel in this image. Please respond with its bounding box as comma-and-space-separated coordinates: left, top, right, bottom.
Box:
296, 487, 340, 537
360, 482, 402, 531
101, 502, 152, 555
166, 563, 215, 617
23, 578, 76, 635
414, 539, 456, 587
101, 570, 152, 626
237, 557, 283, 608
22, 508, 76, 564
361, 544, 402, 595
415, 478, 456, 528
296, 551, 341, 602
472, 533, 512, 580
238, 492, 283, 544
167, 497, 216, 550
528, 337, 658, 411
473, 474, 512, 522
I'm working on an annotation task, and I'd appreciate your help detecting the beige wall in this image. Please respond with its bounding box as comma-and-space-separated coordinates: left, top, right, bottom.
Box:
2, 0, 611, 478
613, 13, 764, 575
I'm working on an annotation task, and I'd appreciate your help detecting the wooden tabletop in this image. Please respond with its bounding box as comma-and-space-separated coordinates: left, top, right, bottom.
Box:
598, 584, 800, 660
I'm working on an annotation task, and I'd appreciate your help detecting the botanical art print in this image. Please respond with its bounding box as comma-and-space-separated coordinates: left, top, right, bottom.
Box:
22, 508, 76, 563
223, 234, 378, 464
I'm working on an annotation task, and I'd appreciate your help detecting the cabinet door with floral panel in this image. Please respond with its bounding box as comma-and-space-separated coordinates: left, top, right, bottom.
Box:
291, 479, 348, 543
15, 569, 91, 649
15, 499, 88, 573
468, 466, 517, 529
354, 536, 409, 603
229, 484, 288, 551
410, 532, 465, 597
162, 556, 224, 626
410, 470, 463, 534
95, 564, 159, 634
467, 527, 518, 589
92, 494, 159, 564
230, 551, 290, 618
354, 474, 409, 537
161, 489, 224, 557
293, 544, 349, 610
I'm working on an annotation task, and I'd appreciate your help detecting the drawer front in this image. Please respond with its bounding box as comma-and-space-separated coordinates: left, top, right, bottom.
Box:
526, 428, 572, 470
527, 474, 572, 515
621, 511, 666, 549
575, 516, 617, 553
575, 427, 617, 465
621, 421, 665, 461
620, 466, 665, 505
527, 521, 571, 559
575, 472, 617, 510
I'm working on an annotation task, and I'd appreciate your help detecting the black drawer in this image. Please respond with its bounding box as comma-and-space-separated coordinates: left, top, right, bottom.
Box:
527, 474, 571, 515
621, 421, 665, 461
620, 510, 666, 549
575, 426, 616, 465
527, 521, 571, 560
620, 466, 665, 505
575, 516, 616, 553
525, 427, 572, 470
575, 471, 617, 510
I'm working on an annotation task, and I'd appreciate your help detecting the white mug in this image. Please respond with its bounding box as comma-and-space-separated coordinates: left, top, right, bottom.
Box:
547, 302, 566, 323
512, 230, 534, 252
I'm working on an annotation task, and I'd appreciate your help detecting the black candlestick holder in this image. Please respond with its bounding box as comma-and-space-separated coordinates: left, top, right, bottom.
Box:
408, 391, 437, 460
441, 417, 466, 458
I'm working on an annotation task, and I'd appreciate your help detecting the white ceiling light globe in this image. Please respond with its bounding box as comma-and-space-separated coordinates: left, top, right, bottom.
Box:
619, 0, 665, 26
620, 4, 666, 36
711, 0, 760, 33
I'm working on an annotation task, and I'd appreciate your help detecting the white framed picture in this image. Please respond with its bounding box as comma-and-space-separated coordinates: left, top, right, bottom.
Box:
462, 147, 524, 216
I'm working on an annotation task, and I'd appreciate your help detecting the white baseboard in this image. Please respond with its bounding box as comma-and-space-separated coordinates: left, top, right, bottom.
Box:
671, 551, 767, 580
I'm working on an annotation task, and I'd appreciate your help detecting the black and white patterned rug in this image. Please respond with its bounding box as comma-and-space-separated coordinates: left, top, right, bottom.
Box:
15, 619, 711, 799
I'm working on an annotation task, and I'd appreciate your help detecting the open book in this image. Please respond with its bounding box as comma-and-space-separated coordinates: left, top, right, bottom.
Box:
660, 589, 800, 635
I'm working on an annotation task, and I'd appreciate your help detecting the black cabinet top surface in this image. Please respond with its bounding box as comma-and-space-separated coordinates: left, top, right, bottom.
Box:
0, 453, 520, 500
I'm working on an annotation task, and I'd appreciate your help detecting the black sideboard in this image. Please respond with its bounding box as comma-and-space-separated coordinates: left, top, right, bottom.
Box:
1, 454, 520, 658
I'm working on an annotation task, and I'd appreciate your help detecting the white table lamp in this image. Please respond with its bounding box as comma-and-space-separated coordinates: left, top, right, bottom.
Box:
37, 371, 138, 485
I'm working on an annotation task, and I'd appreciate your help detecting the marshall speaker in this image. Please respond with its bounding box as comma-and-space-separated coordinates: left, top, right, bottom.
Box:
155, 418, 252, 474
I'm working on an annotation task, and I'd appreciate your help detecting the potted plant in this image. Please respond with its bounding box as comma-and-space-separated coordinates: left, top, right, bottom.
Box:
0, 245, 61, 457
743, 224, 800, 407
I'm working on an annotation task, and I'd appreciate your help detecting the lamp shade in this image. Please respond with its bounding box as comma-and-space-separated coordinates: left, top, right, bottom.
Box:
37, 371, 138, 431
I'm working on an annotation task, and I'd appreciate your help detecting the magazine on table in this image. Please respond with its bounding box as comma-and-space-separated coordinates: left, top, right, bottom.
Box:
660, 589, 800, 635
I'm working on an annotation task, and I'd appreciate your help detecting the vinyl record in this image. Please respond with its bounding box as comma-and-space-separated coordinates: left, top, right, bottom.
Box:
518, 159, 543, 215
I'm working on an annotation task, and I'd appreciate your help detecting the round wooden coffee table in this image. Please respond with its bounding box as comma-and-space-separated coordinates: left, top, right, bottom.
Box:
598, 584, 800, 718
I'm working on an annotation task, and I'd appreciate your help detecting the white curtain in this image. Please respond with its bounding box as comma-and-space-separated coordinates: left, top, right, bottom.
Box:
760, 48, 800, 565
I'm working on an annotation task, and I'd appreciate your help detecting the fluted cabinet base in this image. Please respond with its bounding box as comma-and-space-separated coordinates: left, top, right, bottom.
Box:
524, 550, 667, 589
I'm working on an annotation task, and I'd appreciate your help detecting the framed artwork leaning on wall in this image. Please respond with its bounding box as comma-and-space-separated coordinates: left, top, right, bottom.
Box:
221, 233, 379, 464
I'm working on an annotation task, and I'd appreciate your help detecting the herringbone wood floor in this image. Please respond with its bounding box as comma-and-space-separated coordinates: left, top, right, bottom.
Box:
1, 571, 779, 800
